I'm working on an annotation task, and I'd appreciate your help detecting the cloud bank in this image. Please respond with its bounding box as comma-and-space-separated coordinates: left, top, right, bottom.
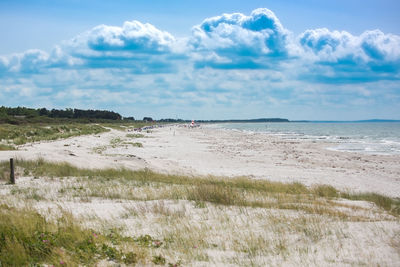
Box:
0, 8, 399, 119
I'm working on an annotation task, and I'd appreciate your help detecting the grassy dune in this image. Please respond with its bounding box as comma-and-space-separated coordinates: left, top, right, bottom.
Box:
0, 121, 151, 149
0, 159, 399, 266
0, 124, 107, 146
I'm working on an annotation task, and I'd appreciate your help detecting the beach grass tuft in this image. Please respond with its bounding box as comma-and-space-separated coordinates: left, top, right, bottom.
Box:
0, 144, 16, 151
187, 184, 244, 206
312, 184, 338, 198
126, 133, 145, 138
0, 204, 142, 266
342, 192, 399, 214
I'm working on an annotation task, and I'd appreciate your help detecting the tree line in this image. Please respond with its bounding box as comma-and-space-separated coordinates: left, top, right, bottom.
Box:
0, 106, 123, 123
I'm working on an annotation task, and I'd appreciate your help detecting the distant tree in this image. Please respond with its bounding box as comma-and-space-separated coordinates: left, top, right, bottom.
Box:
0, 106, 7, 118
123, 117, 135, 121
143, 117, 153, 122
158, 118, 185, 122
38, 108, 50, 116
73, 108, 122, 120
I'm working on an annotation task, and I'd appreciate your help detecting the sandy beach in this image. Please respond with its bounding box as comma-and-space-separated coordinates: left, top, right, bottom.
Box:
1, 124, 399, 197
1, 124, 400, 266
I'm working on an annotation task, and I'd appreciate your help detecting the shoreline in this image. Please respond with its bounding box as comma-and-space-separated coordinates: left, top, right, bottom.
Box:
1, 124, 399, 197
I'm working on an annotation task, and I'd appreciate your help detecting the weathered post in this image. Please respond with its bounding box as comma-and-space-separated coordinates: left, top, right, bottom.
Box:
10, 158, 15, 184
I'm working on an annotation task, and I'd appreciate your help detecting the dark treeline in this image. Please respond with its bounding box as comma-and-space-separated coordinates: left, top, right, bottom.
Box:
1, 106, 290, 125
0, 106, 123, 124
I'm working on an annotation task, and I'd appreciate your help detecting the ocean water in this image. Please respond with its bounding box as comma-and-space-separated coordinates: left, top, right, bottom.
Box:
209, 122, 400, 155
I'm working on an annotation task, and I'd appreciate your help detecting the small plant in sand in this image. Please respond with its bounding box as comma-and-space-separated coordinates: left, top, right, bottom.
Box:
124, 142, 143, 148
0, 144, 16, 151
152, 255, 167, 265
126, 133, 145, 138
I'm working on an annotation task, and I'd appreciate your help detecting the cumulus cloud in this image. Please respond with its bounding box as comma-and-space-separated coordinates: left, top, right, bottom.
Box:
360, 30, 400, 61
299, 28, 400, 63
299, 29, 357, 60
0, 45, 81, 75
298, 28, 400, 82
62, 20, 182, 73
0, 49, 51, 74
190, 8, 291, 69
13, 49, 50, 73
71, 20, 175, 54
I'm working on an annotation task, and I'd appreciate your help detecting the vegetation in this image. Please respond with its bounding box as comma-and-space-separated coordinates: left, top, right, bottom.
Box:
0, 204, 151, 266
143, 117, 153, 122
0, 119, 154, 146
0, 144, 16, 151
0, 124, 107, 145
1, 159, 399, 216
126, 133, 145, 138
0, 159, 399, 266
0, 106, 125, 124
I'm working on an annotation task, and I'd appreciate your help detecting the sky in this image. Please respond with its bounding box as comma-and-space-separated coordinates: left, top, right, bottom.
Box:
0, 0, 399, 120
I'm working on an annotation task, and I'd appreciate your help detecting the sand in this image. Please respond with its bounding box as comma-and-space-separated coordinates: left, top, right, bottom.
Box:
1, 124, 399, 197
1, 124, 399, 266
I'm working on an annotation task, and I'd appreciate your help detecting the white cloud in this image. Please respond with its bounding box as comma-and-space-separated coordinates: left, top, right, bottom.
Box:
190, 8, 292, 69
299, 28, 400, 64
68, 20, 176, 55
360, 30, 400, 61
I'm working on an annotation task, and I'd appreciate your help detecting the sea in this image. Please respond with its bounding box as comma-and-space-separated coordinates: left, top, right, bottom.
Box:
209, 122, 400, 155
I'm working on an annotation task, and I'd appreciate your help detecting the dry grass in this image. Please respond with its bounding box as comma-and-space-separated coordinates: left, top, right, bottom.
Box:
2, 159, 399, 217
0, 159, 399, 266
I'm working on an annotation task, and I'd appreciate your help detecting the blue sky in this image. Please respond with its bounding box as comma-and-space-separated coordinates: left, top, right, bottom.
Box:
0, 0, 399, 120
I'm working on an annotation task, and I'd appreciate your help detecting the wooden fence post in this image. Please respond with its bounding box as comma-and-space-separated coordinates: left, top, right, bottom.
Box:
10, 158, 15, 184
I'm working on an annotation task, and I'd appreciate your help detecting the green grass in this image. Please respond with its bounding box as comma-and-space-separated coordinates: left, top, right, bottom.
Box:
124, 142, 143, 147
126, 133, 145, 138
0, 144, 16, 151
0, 124, 107, 145
341, 192, 400, 214
110, 137, 123, 147
0, 204, 142, 266
0, 121, 155, 147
